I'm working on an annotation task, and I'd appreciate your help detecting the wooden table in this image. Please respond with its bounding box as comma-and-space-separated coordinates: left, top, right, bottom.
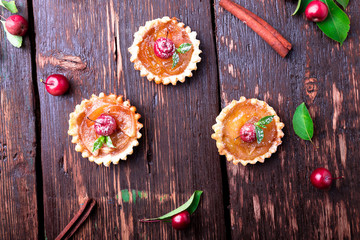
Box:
1, 0, 359, 239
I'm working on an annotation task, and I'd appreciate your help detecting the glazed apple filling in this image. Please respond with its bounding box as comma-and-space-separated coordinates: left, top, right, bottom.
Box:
137, 19, 193, 78
222, 100, 277, 160
78, 97, 137, 157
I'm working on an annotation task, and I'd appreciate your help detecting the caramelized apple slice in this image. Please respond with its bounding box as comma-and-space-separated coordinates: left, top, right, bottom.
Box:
108, 106, 135, 137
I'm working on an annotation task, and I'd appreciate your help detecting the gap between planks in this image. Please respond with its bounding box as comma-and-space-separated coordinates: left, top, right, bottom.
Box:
210, 0, 232, 239
27, 0, 45, 239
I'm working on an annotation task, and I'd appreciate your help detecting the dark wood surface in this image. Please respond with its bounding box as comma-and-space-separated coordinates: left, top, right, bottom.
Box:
0, 0, 39, 239
215, 0, 360, 239
0, 0, 359, 239
32, 0, 225, 240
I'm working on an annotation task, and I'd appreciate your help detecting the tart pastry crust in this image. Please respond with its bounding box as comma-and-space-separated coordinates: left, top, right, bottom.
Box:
128, 16, 202, 85
68, 93, 142, 167
211, 97, 284, 166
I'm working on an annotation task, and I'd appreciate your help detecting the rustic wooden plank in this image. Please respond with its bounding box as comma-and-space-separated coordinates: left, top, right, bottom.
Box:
215, 0, 360, 239
32, 0, 226, 239
0, 1, 38, 239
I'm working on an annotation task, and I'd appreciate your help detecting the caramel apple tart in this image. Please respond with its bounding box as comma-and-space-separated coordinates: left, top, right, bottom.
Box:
68, 93, 142, 167
128, 16, 201, 85
212, 97, 284, 166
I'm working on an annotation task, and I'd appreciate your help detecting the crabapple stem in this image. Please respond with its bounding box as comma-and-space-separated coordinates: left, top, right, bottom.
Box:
331, 176, 344, 180
165, 30, 169, 43
86, 117, 101, 124
234, 134, 243, 140
40, 79, 54, 86
0, 15, 6, 21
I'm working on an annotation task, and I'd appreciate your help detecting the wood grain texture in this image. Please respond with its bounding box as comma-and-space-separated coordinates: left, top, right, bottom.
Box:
215, 0, 360, 239
32, 0, 226, 239
0, 1, 38, 239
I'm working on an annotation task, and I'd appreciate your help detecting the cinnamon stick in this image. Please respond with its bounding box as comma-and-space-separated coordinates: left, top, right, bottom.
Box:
219, 0, 292, 57
233, 2, 292, 51
55, 198, 96, 240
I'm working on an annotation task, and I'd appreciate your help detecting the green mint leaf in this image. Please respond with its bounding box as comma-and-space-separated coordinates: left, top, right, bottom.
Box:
255, 126, 264, 144
316, 0, 350, 45
254, 122, 266, 128
257, 115, 275, 126
176, 43, 192, 54
292, 0, 312, 15
141, 190, 203, 221
0, 0, 18, 13
292, 102, 314, 141
105, 136, 115, 148
172, 51, 179, 68
92, 136, 105, 152
1, 20, 22, 48
336, 0, 349, 9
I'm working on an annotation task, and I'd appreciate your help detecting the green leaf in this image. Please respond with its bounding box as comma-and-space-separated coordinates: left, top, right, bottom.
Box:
142, 190, 203, 221
172, 51, 179, 68
92, 136, 105, 152
176, 43, 192, 54
257, 115, 274, 126
105, 136, 115, 148
292, 0, 302, 15
292, 0, 312, 15
336, 0, 349, 9
1, 20, 22, 48
316, 0, 350, 45
255, 126, 264, 144
0, 0, 18, 13
184, 191, 203, 215
292, 103, 314, 141
253, 115, 274, 143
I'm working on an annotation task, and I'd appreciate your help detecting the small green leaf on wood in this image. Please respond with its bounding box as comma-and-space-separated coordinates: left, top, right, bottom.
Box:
292, 103, 314, 141
336, 0, 349, 9
176, 43, 192, 54
316, 0, 350, 45
255, 126, 264, 144
1, 20, 22, 48
105, 136, 115, 148
172, 51, 179, 68
0, 0, 18, 13
92, 136, 105, 152
141, 190, 203, 221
